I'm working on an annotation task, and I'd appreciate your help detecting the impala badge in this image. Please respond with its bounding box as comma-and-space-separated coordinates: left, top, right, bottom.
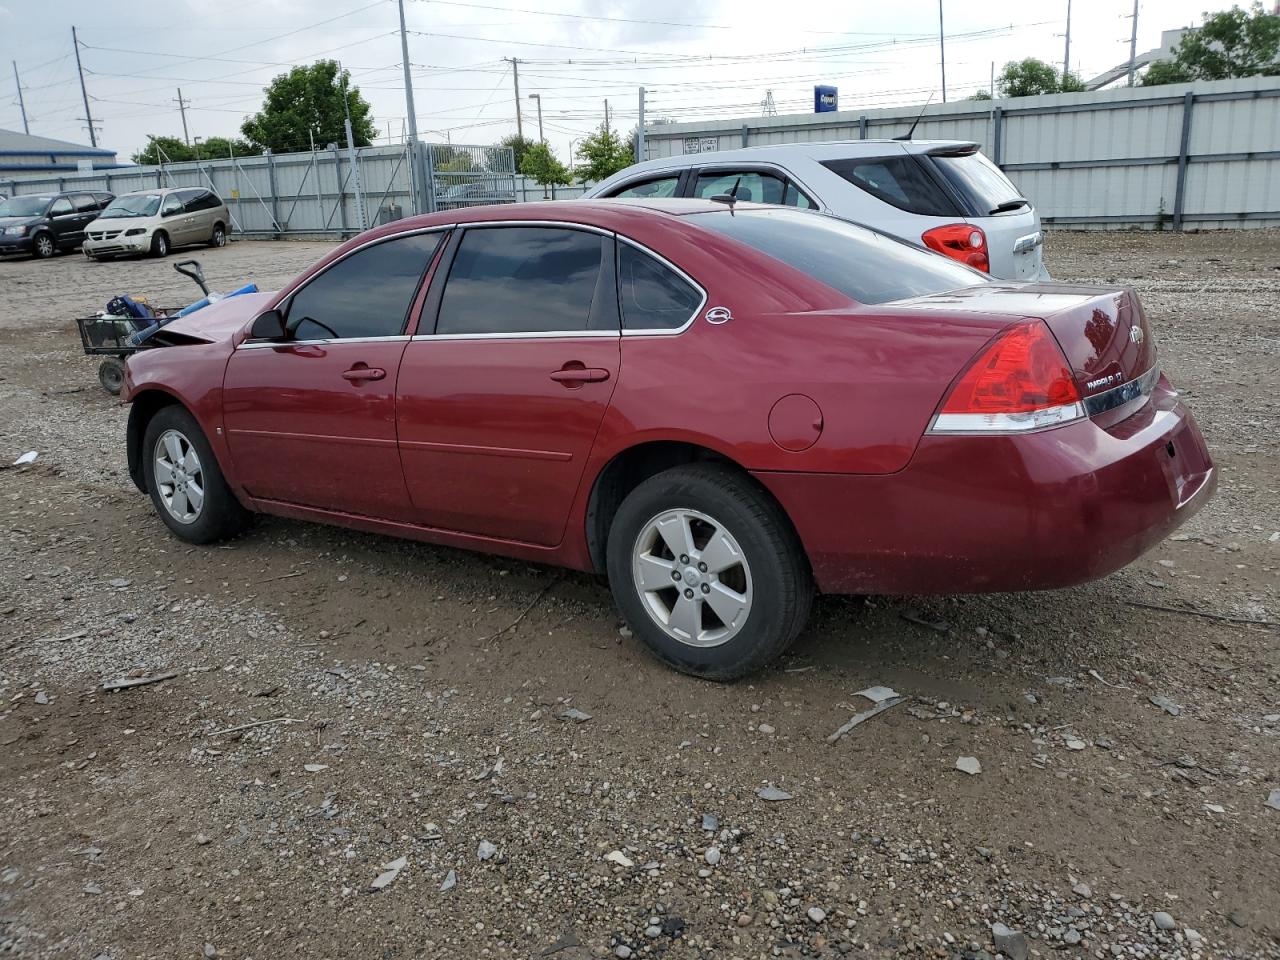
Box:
1129, 327, 1145, 344
705, 306, 732, 325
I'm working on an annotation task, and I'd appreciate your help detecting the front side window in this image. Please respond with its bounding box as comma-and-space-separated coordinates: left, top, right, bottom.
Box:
610, 177, 679, 199
49, 198, 73, 216
161, 195, 183, 216
693, 207, 985, 305
436, 227, 607, 335
286, 232, 441, 341
821, 155, 961, 217
618, 243, 701, 330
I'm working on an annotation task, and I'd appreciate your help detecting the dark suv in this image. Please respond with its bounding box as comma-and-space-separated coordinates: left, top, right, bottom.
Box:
0, 191, 115, 259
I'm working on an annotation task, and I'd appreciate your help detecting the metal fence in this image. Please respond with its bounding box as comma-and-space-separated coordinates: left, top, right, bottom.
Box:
0, 141, 519, 239
642, 75, 1280, 230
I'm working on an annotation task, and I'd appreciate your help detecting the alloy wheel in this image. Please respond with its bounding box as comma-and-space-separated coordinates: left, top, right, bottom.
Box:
631, 507, 753, 648
34, 235, 54, 257
153, 429, 204, 524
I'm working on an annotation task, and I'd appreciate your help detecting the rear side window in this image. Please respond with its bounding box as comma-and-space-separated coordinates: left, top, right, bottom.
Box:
693, 207, 984, 305
693, 170, 814, 208
618, 243, 702, 330
185, 190, 221, 212
821, 155, 960, 217
930, 150, 1023, 214
287, 232, 441, 341
73, 194, 98, 212
437, 227, 607, 335
610, 176, 679, 199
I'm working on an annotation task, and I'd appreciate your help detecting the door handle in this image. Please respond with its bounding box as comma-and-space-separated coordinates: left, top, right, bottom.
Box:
342, 366, 386, 382
550, 367, 610, 385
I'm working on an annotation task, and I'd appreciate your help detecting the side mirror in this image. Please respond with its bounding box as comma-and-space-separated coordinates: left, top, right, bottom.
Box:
249, 309, 287, 341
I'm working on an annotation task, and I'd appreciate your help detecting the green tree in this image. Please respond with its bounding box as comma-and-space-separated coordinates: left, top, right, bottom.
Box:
241, 60, 375, 154
1140, 59, 1195, 85
198, 136, 255, 159
1141, 3, 1280, 84
520, 142, 571, 189
967, 89, 994, 101
574, 123, 634, 183
496, 133, 537, 172
132, 135, 191, 165
997, 58, 1083, 96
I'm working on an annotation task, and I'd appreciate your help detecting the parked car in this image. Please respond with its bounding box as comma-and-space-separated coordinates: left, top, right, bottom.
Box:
0, 190, 114, 258
119, 199, 1213, 679
83, 187, 230, 259
436, 176, 517, 210
585, 141, 1049, 282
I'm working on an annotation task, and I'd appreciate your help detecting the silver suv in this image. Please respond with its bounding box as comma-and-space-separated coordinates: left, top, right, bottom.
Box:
84, 187, 230, 259
585, 140, 1048, 281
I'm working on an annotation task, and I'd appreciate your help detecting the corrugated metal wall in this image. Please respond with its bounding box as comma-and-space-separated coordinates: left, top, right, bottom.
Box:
643, 76, 1280, 229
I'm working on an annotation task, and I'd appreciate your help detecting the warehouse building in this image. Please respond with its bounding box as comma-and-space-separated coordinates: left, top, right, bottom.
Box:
0, 128, 119, 177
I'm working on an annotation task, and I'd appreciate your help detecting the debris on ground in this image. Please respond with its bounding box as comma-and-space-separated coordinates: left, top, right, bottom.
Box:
956, 756, 982, 776
369, 855, 407, 891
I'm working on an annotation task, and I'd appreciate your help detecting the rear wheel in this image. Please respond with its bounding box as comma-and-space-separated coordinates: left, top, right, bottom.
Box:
32, 232, 55, 258
142, 405, 250, 544
150, 231, 169, 258
97, 357, 125, 395
606, 464, 813, 680
208, 222, 226, 248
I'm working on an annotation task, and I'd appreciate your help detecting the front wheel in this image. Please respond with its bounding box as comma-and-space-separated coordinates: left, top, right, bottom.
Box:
32, 233, 55, 258
150, 231, 169, 258
606, 464, 813, 680
142, 405, 250, 544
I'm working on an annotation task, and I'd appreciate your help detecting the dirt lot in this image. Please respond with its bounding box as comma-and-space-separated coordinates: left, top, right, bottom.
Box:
0, 230, 1277, 960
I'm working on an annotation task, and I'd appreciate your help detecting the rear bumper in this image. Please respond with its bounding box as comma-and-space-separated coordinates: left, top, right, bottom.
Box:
755, 380, 1215, 595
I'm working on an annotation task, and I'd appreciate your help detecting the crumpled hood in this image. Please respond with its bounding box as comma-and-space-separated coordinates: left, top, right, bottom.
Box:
157, 291, 276, 343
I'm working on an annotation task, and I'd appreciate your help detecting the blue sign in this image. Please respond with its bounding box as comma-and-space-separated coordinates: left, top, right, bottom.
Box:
814, 85, 838, 113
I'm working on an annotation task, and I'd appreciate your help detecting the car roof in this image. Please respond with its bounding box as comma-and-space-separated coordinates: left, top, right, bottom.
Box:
609, 139, 980, 174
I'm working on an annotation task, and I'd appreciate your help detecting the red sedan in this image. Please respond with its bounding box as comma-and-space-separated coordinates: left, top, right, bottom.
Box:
121, 200, 1215, 678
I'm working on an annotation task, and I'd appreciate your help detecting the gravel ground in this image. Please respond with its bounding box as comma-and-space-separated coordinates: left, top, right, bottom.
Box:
0, 230, 1277, 960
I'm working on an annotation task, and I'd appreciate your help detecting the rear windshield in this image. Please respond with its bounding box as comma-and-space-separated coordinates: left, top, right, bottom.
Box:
691, 207, 986, 305
930, 150, 1023, 214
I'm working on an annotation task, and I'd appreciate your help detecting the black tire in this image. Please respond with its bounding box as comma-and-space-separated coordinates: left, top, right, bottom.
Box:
32, 232, 55, 258
606, 464, 813, 680
141, 405, 250, 544
208, 222, 226, 248
97, 357, 125, 395
150, 231, 170, 258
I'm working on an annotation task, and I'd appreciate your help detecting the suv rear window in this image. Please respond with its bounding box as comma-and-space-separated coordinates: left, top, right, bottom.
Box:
692, 207, 984, 305
929, 150, 1023, 214
821, 155, 960, 217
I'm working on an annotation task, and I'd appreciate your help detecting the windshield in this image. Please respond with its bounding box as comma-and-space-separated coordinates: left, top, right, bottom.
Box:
930, 151, 1023, 214
691, 206, 986, 305
101, 194, 161, 219
0, 196, 52, 218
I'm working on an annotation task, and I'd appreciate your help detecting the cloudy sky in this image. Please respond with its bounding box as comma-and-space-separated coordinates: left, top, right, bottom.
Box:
2, 0, 1216, 163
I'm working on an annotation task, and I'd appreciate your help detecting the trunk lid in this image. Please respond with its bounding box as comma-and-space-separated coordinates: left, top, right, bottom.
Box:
906, 282, 1157, 403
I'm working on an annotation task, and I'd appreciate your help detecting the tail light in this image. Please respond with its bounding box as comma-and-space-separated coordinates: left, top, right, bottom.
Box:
922, 223, 990, 272
929, 320, 1084, 433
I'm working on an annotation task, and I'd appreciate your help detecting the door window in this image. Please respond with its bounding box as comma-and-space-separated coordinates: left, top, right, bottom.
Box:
609, 176, 680, 199
436, 227, 609, 335
694, 171, 787, 204
285, 232, 442, 341
618, 243, 702, 331
160, 194, 183, 217
185, 190, 221, 212
73, 194, 98, 212
820, 155, 961, 217
49, 197, 73, 216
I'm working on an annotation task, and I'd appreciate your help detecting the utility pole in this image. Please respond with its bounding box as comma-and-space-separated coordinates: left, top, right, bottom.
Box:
71, 26, 97, 148
1062, 0, 1073, 80
504, 57, 523, 139
397, 0, 419, 143
604, 98, 610, 132
528, 93, 544, 142
12, 61, 28, 135
1127, 0, 1139, 87
636, 87, 646, 161
174, 88, 191, 146
938, 0, 947, 103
